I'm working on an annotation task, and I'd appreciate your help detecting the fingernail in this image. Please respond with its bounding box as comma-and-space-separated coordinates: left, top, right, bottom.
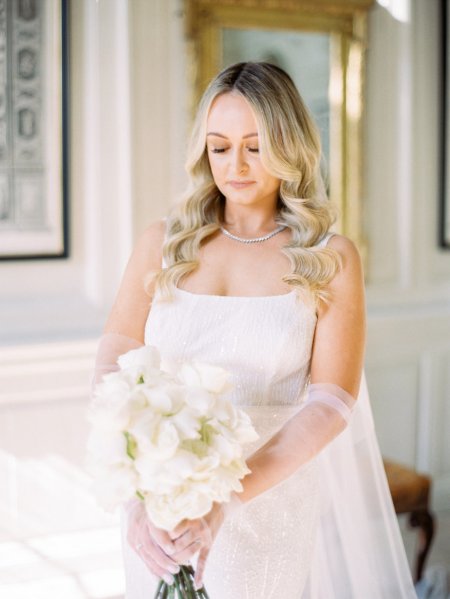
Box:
168, 564, 180, 574
163, 574, 174, 585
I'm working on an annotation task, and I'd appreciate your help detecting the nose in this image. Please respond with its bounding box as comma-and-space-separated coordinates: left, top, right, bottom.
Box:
230, 148, 248, 175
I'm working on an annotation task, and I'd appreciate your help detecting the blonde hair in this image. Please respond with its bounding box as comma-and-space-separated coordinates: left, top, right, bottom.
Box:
146, 61, 342, 309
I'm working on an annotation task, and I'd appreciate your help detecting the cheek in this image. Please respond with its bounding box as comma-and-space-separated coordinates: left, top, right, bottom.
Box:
208, 156, 224, 179
264, 174, 281, 193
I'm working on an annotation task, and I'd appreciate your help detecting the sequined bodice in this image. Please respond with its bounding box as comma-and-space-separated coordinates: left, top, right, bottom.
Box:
144, 286, 317, 411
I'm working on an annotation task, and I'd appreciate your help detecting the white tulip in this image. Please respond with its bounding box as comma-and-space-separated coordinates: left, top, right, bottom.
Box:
135, 449, 196, 493
86, 429, 129, 466
178, 361, 233, 394
183, 385, 216, 413
118, 345, 161, 371
133, 418, 180, 461
145, 485, 213, 531
170, 406, 201, 440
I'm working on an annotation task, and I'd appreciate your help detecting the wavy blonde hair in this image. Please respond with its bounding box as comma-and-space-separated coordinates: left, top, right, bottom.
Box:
146, 61, 342, 309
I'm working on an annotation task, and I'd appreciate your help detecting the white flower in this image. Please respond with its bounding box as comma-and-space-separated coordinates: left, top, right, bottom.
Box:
131, 417, 180, 461
205, 460, 252, 502
169, 406, 201, 440
135, 449, 197, 494
188, 453, 221, 481
116, 346, 167, 386
86, 429, 129, 466
118, 345, 161, 371
88, 372, 138, 432
145, 484, 214, 531
181, 385, 216, 414
209, 432, 242, 465
178, 361, 233, 394
137, 384, 176, 414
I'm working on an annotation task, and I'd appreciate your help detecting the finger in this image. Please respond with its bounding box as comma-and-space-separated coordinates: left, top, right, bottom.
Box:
199, 517, 213, 545
128, 521, 180, 575
145, 536, 182, 574
170, 538, 202, 565
137, 546, 176, 585
168, 519, 191, 540
170, 528, 198, 554
146, 520, 177, 555
194, 546, 210, 590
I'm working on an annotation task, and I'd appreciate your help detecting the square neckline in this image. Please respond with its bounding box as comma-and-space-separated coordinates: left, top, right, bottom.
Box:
173, 285, 298, 300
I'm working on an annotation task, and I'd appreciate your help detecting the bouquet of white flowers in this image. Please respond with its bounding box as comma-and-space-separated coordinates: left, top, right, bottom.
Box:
87, 345, 259, 598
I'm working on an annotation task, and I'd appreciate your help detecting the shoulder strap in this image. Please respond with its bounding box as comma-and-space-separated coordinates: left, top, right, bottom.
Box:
317, 232, 336, 248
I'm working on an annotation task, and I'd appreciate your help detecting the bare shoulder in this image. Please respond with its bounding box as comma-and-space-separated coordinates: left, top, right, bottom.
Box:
321, 233, 365, 306
138, 218, 166, 250
327, 233, 361, 260
327, 233, 363, 277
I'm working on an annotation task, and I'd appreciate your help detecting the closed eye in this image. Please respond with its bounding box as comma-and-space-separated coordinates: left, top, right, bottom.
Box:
209, 147, 259, 154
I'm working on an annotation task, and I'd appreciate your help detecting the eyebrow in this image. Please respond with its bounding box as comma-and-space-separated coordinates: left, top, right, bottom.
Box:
206, 132, 258, 139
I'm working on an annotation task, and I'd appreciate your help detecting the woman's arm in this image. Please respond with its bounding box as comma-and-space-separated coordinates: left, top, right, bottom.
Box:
310, 234, 366, 397
91, 219, 166, 388
102, 218, 166, 340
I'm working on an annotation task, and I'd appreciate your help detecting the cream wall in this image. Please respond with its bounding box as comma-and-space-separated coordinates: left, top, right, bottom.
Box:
363, 0, 450, 510
0, 0, 449, 527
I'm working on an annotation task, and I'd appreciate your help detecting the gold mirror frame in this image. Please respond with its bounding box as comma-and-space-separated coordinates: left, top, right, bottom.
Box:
185, 0, 374, 265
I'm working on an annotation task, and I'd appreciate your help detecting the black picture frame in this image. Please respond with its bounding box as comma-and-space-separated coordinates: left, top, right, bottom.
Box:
440, 0, 450, 249
0, 0, 70, 260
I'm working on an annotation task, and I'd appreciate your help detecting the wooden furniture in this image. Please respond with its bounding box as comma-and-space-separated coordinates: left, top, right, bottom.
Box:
383, 459, 436, 583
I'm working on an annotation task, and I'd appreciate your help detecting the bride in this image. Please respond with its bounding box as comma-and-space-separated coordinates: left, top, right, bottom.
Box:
92, 61, 417, 597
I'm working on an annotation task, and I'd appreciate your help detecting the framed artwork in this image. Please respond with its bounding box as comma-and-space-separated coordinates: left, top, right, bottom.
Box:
0, 0, 69, 260
185, 0, 374, 264
441, 0, 450, 249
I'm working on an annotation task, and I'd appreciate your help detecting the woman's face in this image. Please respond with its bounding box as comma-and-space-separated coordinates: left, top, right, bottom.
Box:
205, 92, 281, 210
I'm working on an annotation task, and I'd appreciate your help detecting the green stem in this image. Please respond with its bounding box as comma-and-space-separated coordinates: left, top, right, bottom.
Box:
178, 568, 191, 599
173, 573, 185, 599
153, 579, 164, 599
180, 566, 195, 598
200, 587, 210, 599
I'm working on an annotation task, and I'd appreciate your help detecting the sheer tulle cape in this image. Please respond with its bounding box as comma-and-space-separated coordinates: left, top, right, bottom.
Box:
302, 370, 418, 598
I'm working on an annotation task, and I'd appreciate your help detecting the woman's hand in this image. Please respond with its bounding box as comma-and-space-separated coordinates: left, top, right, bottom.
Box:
167, 501, 225, 589
168, 495, 242, 590
126, 499, 181, 585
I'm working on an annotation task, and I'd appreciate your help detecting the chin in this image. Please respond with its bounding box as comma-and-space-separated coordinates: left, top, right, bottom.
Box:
224, 196, 260, 206
223, 189, 260, 202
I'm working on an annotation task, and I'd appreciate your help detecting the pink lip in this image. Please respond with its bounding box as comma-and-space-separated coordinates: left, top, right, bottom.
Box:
228, 181, 255, 189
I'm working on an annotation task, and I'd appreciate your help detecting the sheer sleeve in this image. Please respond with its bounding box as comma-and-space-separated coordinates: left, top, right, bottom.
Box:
301, 370, 417, 598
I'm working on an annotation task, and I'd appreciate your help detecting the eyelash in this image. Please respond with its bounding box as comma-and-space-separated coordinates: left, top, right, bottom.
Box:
210, 148, 259, 154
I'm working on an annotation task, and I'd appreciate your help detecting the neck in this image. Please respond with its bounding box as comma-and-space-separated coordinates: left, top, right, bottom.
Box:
221, 207, 279, 236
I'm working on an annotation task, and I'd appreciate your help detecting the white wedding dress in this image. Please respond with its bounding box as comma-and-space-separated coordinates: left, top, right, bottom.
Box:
120, 231, 418, 598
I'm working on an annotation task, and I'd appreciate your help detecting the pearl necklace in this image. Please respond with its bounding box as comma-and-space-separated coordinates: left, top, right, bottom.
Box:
220, 224, 287, 244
